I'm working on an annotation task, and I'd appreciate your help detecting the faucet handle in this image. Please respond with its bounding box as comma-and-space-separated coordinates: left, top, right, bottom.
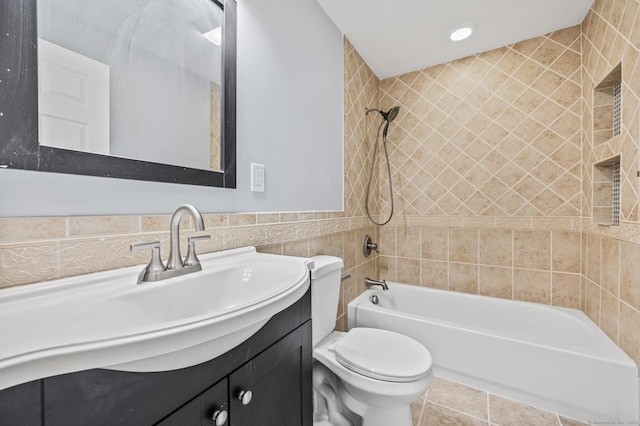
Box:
184, 234, 211, 267
131, 241, 161, 251
131, 241, 166, 282
363, 234, 379, 257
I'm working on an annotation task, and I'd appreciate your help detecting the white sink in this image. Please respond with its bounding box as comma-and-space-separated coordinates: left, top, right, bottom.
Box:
0, 247, 312, 391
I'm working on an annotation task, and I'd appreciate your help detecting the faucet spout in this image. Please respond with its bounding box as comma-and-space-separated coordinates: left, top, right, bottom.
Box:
364, 277, 389, 291
167, 204, 206, 270
131, 204, 210, 283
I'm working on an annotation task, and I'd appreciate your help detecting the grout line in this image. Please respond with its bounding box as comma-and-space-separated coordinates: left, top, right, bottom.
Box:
415, 390, 428, 426
486, 390, 492, 425
511, 228, 515, 300
436, 376, 584, 426
446, 227, 450, 291
616, 238, 621, 344
477, 227, 481, 295
55, 240, 61, 280
550, 231, 554, 306
428, 400, 489, 424
597, 236, 602, 326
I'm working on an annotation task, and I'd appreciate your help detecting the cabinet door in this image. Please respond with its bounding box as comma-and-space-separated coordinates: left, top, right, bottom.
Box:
0, 381, 42, 426
157, 378, 228, 426
201, 379, 229, 426
229, 324, 311, 426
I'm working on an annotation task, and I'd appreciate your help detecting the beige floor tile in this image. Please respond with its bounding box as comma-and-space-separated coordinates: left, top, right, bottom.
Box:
427, 377, 488, 420
414, 377, 588, 426
489, 395, 560, 426
411, 391, 429, 425
559, 416, 590, 426
420, 402, 488, 426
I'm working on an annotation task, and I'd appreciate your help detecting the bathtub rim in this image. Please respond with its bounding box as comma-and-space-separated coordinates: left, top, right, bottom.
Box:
347, 281, 640, 423
348, 282, 637, 367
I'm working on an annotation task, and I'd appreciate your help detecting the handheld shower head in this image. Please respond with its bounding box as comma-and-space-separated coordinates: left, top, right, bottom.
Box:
384, 106, 400, 123
365, 106, 401, 139
365, 106, 400, 123
364, 106, 401, 226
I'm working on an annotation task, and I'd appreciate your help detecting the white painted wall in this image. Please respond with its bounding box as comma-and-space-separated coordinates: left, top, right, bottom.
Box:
0, 0, 344, 216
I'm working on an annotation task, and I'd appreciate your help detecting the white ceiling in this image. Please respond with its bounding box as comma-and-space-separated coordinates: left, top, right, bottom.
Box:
316, 0, 594, 79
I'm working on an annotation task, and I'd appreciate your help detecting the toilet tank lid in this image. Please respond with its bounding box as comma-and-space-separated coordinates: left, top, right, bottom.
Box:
310, 255, 344, 279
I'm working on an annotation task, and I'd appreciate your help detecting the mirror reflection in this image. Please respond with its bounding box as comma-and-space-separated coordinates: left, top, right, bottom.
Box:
37, 0, 223, 171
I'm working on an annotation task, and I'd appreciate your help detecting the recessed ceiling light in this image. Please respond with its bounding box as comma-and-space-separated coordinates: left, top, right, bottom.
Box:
449, 25, 474, 42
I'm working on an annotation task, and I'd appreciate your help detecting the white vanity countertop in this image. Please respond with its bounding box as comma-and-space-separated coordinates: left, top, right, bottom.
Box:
0, 246, 312, 391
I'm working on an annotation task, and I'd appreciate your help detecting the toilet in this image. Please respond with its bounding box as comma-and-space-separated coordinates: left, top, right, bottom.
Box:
311, 255, 433, 426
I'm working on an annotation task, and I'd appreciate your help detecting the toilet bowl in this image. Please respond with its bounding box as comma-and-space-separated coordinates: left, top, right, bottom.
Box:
311, 256, 433, 426
314, 329, 433, 426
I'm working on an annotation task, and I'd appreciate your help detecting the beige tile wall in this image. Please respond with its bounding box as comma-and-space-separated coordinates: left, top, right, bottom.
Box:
378, 26, 582, 218
371, 1, 640, 365
344, 38, 380, 218
582, 1, 640, 222
0, 213, 370, 279
580, 0, 640, 364
579, 228, 640, 366
378, 219, 582, 309
374, 27, 584, 307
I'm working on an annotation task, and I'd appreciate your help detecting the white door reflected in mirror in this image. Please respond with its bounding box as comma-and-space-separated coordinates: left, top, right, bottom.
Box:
38, 38, 110, 155
37, 0, 224, 171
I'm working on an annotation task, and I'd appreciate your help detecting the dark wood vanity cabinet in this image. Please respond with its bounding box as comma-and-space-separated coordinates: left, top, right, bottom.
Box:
229, 325, 311, 425
158, 324, 311, 426
0, 289, 312, 426
0, 381, 41, 426
157, 378, 229, 426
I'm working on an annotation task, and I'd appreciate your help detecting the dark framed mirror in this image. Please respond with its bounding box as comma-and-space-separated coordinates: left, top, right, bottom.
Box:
0, 0, 236, 188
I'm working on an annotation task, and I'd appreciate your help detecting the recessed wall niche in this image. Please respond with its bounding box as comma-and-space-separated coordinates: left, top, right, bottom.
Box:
593, 64, 622, 145
592, 156, 621, 226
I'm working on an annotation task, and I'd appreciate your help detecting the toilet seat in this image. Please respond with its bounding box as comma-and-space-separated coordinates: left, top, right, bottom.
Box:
333, 327, 432, 383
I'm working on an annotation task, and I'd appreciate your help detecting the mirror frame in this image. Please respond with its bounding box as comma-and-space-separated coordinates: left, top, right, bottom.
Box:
0, 0, 236, 188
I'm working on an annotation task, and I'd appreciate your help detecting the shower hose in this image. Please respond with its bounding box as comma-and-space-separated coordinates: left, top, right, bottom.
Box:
365, 118, 394, 226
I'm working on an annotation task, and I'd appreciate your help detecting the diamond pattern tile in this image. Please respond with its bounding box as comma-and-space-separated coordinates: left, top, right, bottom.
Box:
344, 38, 380, 218
582, 0, 640, 222
378, 27, 583, 217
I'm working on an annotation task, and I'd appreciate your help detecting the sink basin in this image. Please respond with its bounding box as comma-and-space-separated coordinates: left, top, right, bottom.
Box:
80, 261, 306, 327
0, 247, 312, 391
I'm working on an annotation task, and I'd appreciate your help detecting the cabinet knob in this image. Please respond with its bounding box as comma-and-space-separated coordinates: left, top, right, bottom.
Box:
212, 409, 228, 425
238, 389, 253, 405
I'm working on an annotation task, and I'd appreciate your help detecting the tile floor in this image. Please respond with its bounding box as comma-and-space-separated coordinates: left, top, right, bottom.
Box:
411, 376, 590, 426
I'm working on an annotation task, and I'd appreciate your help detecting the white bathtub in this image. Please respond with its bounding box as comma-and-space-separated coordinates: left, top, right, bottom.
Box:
347, 283, 639, 423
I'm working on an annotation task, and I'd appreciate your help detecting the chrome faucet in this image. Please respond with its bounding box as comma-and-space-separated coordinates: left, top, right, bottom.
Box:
130, 204, 210, 284
364, 277, 389, 291
167, 204, 206, 270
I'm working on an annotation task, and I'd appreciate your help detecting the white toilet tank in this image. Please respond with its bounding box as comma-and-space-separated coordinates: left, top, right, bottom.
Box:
310, 256, 344, 347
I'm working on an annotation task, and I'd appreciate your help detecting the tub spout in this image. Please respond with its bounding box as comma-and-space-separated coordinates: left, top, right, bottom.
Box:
364, 277, 388, 291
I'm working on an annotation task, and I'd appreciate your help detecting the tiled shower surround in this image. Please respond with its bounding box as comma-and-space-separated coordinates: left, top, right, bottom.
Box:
373, 0, 640, 366
1, 0, 640, 382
